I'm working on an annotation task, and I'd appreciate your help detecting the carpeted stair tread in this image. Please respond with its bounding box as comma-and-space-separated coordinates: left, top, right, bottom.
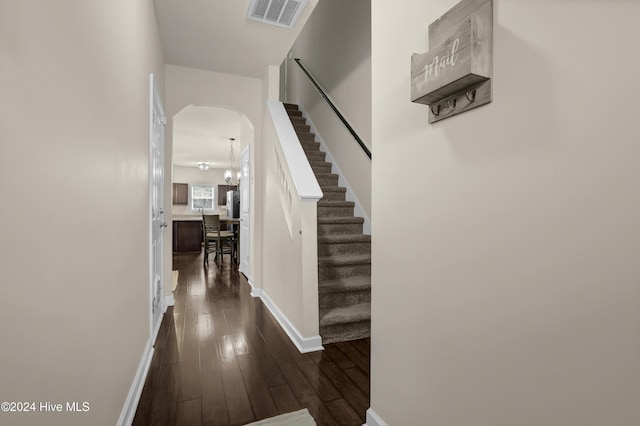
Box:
314, 172, 339, 179
320, 186, 345, 193
318, 253, 371, 266
319, 275, 371, 294
297, 131, 316, 140
287, 101, 371, 344
320, 303, 371, 326
318, 234, 370, 244
318, 216, 364, 224
289, 117, 306, 125
318, 200, 355, 208
294, 123, 311, 131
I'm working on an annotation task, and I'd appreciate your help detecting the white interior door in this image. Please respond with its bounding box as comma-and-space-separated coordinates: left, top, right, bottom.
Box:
239, 146, 250, 277
150, 74, 166, 337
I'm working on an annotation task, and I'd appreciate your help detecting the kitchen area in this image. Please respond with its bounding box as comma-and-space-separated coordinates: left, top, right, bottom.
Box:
172, 169, 240, 254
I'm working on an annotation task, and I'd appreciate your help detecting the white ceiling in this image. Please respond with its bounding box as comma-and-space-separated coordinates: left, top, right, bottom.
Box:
153, 0, 317, 169
153, 0, 316, 78
172, 106, 242, 169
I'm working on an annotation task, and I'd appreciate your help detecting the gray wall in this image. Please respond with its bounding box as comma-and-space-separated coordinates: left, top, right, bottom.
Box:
285, 0, 372, 220
0, 1, 165, 424
370, 0, 640, 425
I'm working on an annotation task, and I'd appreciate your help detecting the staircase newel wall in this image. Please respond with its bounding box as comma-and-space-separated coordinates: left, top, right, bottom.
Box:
300, 200, 320, 338
260, 99, 323, 353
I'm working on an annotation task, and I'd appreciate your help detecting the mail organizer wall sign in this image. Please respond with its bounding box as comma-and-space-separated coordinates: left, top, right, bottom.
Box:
411, 0, 493, 123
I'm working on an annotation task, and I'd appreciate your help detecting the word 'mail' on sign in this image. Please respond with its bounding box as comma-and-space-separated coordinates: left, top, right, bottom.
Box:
410, 0, 493, 122
423, 38, 460, 83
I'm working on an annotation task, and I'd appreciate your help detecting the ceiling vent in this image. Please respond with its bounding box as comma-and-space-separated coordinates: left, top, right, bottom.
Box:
247, 0, 309, 29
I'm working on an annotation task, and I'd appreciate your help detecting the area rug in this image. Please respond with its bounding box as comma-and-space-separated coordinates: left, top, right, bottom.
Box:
172, 270, 179, 292
245, 409, 316, 426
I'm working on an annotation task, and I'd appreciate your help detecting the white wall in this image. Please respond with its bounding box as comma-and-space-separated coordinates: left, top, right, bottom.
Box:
164, 64, 262, 290
370, 1, 640, 425
285, 0, 372, 220
0, 1, 164, 424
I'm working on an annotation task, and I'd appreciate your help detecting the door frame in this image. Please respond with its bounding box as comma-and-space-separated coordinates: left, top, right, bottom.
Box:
239, 145, 251, 279
149, 73, 166, 339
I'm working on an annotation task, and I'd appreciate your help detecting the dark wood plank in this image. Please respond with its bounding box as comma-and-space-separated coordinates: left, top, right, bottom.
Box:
344, 367, 370, 397
274, 356, 338, 425
323, 345, 356, 370
334, 341, 357, 354
220, 357, 254, 425
294, 354, 341, 402
237, 353, 279, 420
200, 338, 229, 426
325, 399, 362, 425
176, 398, 202, 426
134, 252, 370, 426
344, 348, 370, 374
178, 295, 202, 402
269, 384, 301, 413
350, 339, 370, 359
318, 360, 369, 419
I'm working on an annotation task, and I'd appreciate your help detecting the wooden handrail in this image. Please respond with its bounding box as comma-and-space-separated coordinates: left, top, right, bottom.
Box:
293, 58, 372, 160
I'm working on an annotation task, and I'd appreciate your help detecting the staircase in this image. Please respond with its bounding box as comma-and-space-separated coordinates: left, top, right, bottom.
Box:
284, 103, 371, 344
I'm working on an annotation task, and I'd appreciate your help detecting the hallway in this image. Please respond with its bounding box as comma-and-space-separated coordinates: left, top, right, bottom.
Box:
133, 253, 370, 425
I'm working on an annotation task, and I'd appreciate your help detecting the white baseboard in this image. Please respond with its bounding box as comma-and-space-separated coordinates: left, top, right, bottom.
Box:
364, 408, 388, 426
259, 290, 323, 353
248, 276, 262, 298
117, 339, 155, 426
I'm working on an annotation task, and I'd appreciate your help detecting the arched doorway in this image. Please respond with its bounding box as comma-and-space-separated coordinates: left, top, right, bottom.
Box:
171, 105, 254, 277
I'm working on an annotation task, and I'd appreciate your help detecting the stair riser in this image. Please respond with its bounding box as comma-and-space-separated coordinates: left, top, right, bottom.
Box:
320, 191, 345, 201
306, 152, 326, 162
302, 141, 321, 150
290, 119, 306, 126
316, 176, 338, 186
318, 241, 371, 257
320, 192, 346, 202
320, 320, 371, 344
297, 132, 316, 141
317, 205, 354, 217
312, 164, 332, 174
287, 110, 302, 117
319, 263, 371, 281
319, 291, 371, 309
294, 124, 311, 132
318, 223, 363, 236
302, 146, 321, 154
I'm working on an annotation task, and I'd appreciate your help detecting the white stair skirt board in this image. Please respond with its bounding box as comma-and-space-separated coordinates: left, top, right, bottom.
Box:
117, 339, 155, 426
259, 290, 324, 353
364, 408, 388, 426
298, 105, 371, 235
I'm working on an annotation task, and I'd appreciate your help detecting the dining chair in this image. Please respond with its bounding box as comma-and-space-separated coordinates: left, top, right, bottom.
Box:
202, 214, 235, 265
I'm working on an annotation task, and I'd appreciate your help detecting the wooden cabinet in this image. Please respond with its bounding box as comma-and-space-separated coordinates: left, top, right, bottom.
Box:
172, 220, 202, 252
217, 185, 237, 205
172, 183, 188, 205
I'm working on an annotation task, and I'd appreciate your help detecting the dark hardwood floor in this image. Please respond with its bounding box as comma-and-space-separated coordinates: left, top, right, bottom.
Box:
133, 252, 370, 426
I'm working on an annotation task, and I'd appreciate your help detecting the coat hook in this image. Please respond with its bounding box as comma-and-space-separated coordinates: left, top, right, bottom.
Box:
447, 98, 457, 110
430, 104, 441, 116
465, 89, 477, 103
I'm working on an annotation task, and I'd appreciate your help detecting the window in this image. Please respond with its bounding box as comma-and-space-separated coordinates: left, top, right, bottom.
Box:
191, 185, 215, 210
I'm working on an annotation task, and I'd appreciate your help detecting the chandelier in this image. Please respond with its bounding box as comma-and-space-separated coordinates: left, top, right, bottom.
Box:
224, 138, 241, 185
